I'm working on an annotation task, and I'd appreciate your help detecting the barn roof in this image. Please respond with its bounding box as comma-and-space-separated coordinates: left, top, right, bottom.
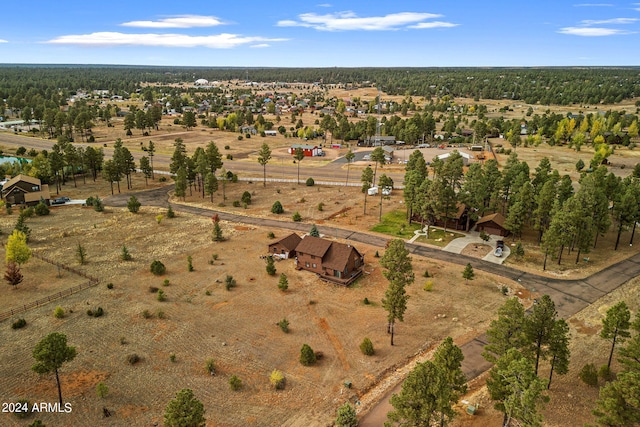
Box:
270, 233, 302, 252
295, 235, 332, 258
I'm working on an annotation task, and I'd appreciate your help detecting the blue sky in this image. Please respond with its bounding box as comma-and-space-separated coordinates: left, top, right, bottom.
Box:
1, 1, 639, 67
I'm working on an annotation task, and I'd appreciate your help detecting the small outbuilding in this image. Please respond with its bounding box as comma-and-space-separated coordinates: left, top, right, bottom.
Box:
475, 212, 510, 237
268, 233, 302, 259
289, 144, 322, 157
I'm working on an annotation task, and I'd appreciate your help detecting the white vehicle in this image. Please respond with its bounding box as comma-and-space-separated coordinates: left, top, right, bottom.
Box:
382, 186, 392, 196
367, 186, 378, 196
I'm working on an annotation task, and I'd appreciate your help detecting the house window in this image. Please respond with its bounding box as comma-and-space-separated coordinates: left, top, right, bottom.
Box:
305, 262, 310, 268
334, 270, 341, 278
312, 263, 317, 268
32, 186, 39, 191
354, 259, 360, 268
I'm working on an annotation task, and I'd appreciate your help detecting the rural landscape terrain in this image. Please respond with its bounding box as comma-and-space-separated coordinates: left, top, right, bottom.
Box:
0, 66, 639, 427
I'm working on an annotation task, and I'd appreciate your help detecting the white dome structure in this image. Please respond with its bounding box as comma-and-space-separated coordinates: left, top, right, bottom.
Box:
194, 78, 209, 86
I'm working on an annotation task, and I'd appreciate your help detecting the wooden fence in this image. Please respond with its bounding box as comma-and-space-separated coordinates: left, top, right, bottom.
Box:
0, 253, 100, 322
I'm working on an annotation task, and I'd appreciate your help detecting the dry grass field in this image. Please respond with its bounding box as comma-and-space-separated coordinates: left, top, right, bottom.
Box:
0, 175, 522, 427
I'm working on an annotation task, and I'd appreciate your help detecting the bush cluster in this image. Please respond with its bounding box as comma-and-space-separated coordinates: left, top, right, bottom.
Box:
150, 260, 166, 275
11, 318, 27, 329
86, 307, 104, 317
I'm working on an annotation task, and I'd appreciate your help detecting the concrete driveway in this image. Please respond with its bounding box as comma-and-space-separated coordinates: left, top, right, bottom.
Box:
442, 230, 510, 264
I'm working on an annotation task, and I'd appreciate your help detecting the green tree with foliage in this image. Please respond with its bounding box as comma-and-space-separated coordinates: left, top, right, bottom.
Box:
335, 402, 358, 427
6, 229, 31, 266
380, 239, 414, 345
271, 201, 284, 214
525, 294, 558, 375
204, 172, 218, 203
344, 149, 355, 186
592, 370, 640, 427
547, 319, 571, 389
164, 388, 206, 427
483, 298, 527, 363
433, 337, 467, 426
300, 344, 316, 366
370, 146, 386, 183
278, 273, 288, 291
385, 360, 442, 427
257, 142, 272, 187
266, 256, 276, 276
462, 263, 474, 283
294, 147, 304, 185
309, 224, 320, 237
127, 195, 141, 213
32, 332, 77, 405
601, 301, 631, 369
378, 174, 393, 220
361, 165, 374, 215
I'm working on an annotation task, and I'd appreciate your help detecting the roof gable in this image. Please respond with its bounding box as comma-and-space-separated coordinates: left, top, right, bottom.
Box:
322, 242, 361, 272
271, 233, 302, 251
294, 235, 332, 258
3, 174, 41, 189
476, 212, 506, 228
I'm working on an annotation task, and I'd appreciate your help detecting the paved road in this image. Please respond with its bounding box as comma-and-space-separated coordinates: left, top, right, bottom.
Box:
104, 184, 640, 426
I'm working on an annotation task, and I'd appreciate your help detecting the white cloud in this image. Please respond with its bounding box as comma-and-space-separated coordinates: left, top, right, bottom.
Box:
250, 43, 270, 48
0, 39, 8, 43
276, 11, 453, 31
581, 17, 638, 25
409, 21, 459, 29
121, 15, 225, 28
316, 3, 332, 7
558, 26, 632, 36
45, 32, 287, 48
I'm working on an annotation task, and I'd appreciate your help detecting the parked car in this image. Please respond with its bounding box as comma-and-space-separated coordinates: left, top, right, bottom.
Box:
50, 198, 67, 205
494, 247, 503, 257
496, 240, 505, 249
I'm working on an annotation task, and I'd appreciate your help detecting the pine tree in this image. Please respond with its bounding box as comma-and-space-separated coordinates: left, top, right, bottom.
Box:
462, 263, 474, 283
432, 337, 467, 426
277, 273, 288, 291
547, 319, 571, 389
524, 294, 558, 375
266, 256, 276, 276
380, 239, 414, 345
299, 344, 316, 366
335, 402, 358, 427
32, 333, 77, 405
164, 389, 206, 427
601, 301, 631, 369
483, 298, 527, 363
309, 224, 320, 237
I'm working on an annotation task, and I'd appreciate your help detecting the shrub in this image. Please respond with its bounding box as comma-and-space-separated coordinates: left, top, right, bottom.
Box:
187, 255, 194, 272
157, 310, 165, 319
317, 202, 324, 211
53, 306, 65, 319
374, 250, 380, 258
76, 243, 87, 265
237, 135, 243, 140
167, 204, 175, 218
300, 344, 316, 366
159, 176, 167, 182
11, 318, 27, 329
229, 375, 242, 391
271, 201, 284, 214
212, 221, 225, 242
127, 354, 140, 365
266, 256, 276, 276
579, 363, 598, 387
107, 282, 114, 289
598, 364, 614, 382
120, 336, 127, 345
423, 281, 434, 292
13, 399, 30, 419
93, 197, 104, 212
306, 177, 315, 186
226, 154, 233, 160
270, 369, 286, 389
241, 191, 252, 205
479, 230, 490, 241
292, 211, 302, 222
121, 245, 132, 261
163, 279, 170, 286
150, 260, 166, 275
423, 269, 431, 278
205, 290, 211, 296
127, 196, 141, 213
278, 318, 290, 333
169, 353, 176, 363
363, 297, 370, 305
205, 358, 216, 375
360, 337, 375, 356
149, 286, 159, 293
267, 231, 275, 239
278, 273, 288, 291
232, 200, 241, 207
231, 173, 238, 182
142, 309, 152, 319
157, 290, 166, 302
225, 275, 236, 291
96, 382, 108, 398
34, 201, 50, 216
224, 145, 230, 150
87, 307, 104, 317
500, 286, 509, 295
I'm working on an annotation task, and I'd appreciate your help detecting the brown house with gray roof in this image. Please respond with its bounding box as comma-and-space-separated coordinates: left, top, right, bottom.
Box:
1, 175, 50, 206
293, 236, 364, 286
